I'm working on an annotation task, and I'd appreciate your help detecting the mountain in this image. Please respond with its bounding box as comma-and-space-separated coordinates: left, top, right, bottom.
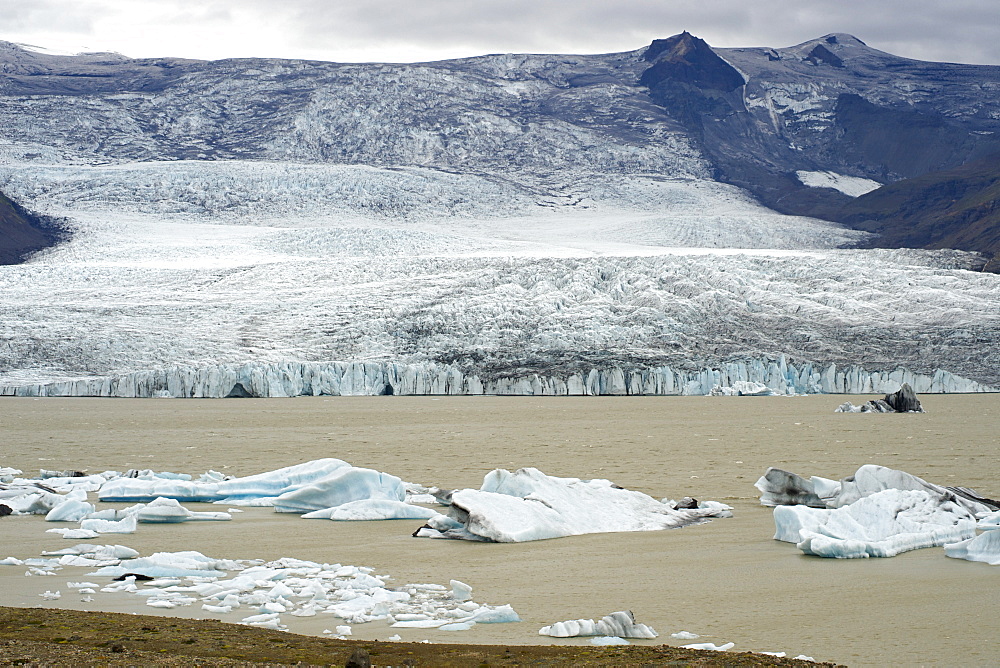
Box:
0, 188, 64, 264
0, 36, 998, 394
837, 154, 1000, 270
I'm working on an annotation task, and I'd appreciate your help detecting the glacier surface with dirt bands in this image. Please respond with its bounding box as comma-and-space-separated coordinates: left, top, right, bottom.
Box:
1, 40, 999, 393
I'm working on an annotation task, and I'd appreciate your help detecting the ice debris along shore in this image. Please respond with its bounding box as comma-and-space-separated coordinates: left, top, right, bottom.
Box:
413, 467, 732, 542
1, 546, 520, 633
1, 543, 817, 659
757, 464, 1000, 561
1, 460, 730, 544
1, 357, 990, 398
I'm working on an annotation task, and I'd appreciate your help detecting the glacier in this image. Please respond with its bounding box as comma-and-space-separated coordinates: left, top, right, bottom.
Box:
1, 357, 989, 398
1, 40, 999, 393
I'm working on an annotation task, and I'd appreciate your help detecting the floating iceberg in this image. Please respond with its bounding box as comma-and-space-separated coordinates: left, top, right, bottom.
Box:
944, 531, 1000, 565
302, 499, 437, 521
682, 642, 735, 651
835, 383, 925, 413
539, 611, 657, 639
91, 550, 238, 579
271, 468, 405, 514
414, 467, 730, 542
756, 464, 997, 516
97, 459, 391, 507
44, 488, 95, 522
708, 381, 772, 396
774, 489, 978, 558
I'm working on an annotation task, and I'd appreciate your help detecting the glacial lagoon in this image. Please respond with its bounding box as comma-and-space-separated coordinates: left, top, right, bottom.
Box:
1, 394, 997, 666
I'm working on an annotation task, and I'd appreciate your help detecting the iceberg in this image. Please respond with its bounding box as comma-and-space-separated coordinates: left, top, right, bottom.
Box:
90, 551, 235, 578
944, 531, 1000, 565
44, 489, 95, 522
757, 464, 997, 516
301, 499, 437, 521
539, 611, 657, 639
682, 642, 735, 651
414, 467, 730, 542
79, 515, 138, 534
271, 468, 406, 514
100, 459, 353, 503
774, 489, 977, 558
135, 497, 232, 523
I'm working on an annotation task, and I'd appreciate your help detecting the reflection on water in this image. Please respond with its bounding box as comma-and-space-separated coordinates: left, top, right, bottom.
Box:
1, 395, 997, 666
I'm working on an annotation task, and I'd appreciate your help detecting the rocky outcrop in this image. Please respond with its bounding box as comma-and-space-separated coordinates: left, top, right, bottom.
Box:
0, 190, 65, 265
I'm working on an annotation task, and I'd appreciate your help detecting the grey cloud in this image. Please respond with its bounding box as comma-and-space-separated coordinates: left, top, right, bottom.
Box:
0, 0, 95, 34
3, 0, 1000, 65
259, 0, 1000, 65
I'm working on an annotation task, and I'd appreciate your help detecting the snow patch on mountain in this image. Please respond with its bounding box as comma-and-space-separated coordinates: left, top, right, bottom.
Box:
796, 170, 882, 197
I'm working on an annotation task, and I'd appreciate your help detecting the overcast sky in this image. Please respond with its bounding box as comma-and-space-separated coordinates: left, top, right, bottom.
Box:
3, 0, 1000, 66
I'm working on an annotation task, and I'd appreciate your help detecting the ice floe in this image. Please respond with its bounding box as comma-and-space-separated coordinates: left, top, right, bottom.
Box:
414, 467, 731, 542
0, 547, 523, 631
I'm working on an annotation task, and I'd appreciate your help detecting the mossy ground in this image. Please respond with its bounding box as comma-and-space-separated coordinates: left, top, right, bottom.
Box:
0, 607, 835, 667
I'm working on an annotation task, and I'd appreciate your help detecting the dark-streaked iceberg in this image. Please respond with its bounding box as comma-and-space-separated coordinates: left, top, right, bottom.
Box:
774, 489, 977, 558
414, 467, 730, 542
758, 464, 996, 559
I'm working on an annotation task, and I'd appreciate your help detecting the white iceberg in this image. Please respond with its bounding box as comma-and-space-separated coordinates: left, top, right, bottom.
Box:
79, 515, 138, 534
90, 550, 233, 578
272, 468, 405, 514
302, 499, 438, 521
539, 610, 657, 639
414, 467, 729, 542
98, 459, 355, 502
136, 497, 232, 522
682, 642, 735, 651
44, 497, 96, 522
775, 489, 978, 558
944, 531, 1000, 565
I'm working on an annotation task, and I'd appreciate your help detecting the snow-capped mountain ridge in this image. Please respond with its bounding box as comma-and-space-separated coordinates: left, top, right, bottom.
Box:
1, 35, 999, 394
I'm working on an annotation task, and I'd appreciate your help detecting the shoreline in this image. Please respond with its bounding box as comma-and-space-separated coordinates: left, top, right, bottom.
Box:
0, 606, 833, 666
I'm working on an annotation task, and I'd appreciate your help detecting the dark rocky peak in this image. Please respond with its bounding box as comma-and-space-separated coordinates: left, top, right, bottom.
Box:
804, 43, 844, 67
640, 32, 745, 92
821, 33, 868, 47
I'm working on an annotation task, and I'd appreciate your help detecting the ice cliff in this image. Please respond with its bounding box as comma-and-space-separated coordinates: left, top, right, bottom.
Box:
0, 357, 990, 398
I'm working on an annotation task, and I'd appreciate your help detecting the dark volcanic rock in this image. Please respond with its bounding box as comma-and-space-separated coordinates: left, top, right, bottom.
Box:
833, 152, 1000, 270
804, 44, 844, 68
0, 190, 66, 265
642, 32, 746, 92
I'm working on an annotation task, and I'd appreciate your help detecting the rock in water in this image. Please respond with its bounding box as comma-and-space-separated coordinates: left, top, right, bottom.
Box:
883, 383, 923, 412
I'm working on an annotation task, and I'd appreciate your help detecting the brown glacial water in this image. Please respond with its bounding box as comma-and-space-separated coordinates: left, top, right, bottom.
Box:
0, 394, 997, 666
